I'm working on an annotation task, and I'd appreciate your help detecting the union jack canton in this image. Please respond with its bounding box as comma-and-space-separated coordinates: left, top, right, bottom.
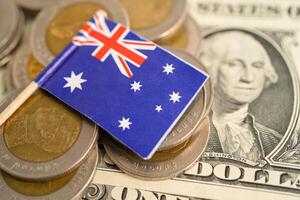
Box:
35, 11, 209, 159
72, 11, 156, 78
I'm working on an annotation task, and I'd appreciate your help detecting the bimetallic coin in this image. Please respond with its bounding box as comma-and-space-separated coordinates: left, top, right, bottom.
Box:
0, 90, 98, 180
11, 46, 43, 88
31, 0, 129, 66
104, 117, 210, 180
158, 88, 205, 151
157, 15, 202, 56
169, 48, 213, 119
0, 145, 98, 200
121, 0, 187, 41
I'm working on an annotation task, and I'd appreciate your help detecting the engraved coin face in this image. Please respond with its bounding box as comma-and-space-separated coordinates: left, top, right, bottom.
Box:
31, 0, 129, 66
4, 92, 81, 162
0, 90, 98, 180
157, 15, 202, 56
0, 145, 99, 199
120, 0, 187, 41
46, 2, 105, 56
104, 117, 210, 180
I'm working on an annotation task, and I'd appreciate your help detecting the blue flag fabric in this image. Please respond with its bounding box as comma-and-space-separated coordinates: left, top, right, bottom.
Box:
35, 11, 208, 159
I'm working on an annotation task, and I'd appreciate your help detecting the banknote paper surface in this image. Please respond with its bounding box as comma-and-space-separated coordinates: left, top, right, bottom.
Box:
85, 0, 300, 199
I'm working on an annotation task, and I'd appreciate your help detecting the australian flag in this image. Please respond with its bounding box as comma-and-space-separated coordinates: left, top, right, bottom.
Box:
35, 11, 208, 159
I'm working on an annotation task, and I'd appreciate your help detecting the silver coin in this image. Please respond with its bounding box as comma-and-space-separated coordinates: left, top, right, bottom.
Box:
0, 144, 99, 200
0, 89, 98, 180
0, 8, 25, 66
13, 0, 58, 10
31, 0, 130, 66
121, 0, 187, 41
0, 0, 19, 52
104, 117, 210, 181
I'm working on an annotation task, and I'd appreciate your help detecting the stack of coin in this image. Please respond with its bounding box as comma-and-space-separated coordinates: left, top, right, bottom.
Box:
120, 0, 202, 55
31, 0, 129, 66
0, 89, 99, 199
0, 0, 24, 67
1, 0, 211, 187
103, 47, 212, 180
4, 0, 130, 91
5, 34, 45, 90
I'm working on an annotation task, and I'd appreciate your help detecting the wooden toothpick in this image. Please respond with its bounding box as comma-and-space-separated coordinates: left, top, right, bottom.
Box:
0, 82, 39, 127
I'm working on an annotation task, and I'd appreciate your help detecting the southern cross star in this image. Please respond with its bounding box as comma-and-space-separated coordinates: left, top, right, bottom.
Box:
63, 71, 87, 93
118, 117, 132, 131
155, 105, 163, 112
130, 81, 142, 92
163, 63, 175, 75
169, 91, 181, 103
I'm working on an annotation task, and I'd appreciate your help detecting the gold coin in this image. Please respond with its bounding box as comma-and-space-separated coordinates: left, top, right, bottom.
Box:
2, 170, 76, 196
120, 0, 172, 30
46, 2, 107, 56
157, 26, 188, 49
27, 54, 44, 81
3, 91, 81, 162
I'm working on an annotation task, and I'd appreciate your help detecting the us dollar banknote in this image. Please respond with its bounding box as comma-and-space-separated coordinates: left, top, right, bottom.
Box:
85, 0, 300, 199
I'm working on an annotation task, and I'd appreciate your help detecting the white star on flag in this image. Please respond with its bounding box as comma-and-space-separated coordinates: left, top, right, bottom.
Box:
163, 63, 175, 75
63, 71, 87, 93
155, 105, 163, 112
118, 117, 132, 131
130, 81, 142, 92
169, 92, 181, 103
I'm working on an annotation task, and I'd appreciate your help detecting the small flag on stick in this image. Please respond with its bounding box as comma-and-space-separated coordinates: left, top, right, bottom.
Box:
0, 11, 208, 159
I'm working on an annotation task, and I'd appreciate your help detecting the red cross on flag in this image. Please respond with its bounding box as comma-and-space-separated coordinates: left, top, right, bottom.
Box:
72, 11, 157, 78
